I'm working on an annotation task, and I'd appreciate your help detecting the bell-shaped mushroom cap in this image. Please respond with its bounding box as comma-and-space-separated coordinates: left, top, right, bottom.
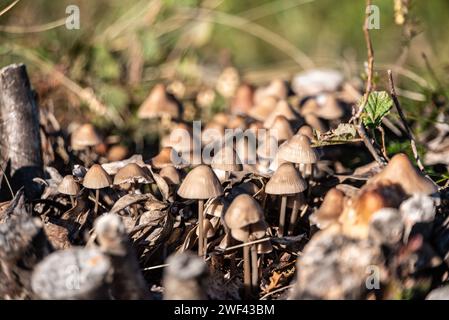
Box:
256, 239, 273, 254
304, 113, 327, 133
265, 163, 307, 195
204, 198, 224, 217
151, 147, 176, 169
231, 83, 254, 115
254, 79, 288, 103
71, 124, 101, 150
212, 112, 229, 126
315, 94, 344, 120
82, 164, 112, 189
367, 153, 438, 195
159, 165, 181, 185
225, 194, 264, 230
230, 220, 268, 242
296, 125, 314, 141
137, 84, 181, 120
113, 163, 153, 185
196, 218, 215, 238
278, 134, 318, 164
263, 100, 299, 128
248, 96, 277, 121
177, 165, 224, 200
57, 175, 80, 196
162, 122, 193, 153
268, 115, 294, 143
107, 145, 129, 162
227, 115, 247, 130
202, 121, 225, 146
309, 188, 345, 229
211, 144, 243, 172
300, 98, 320, 116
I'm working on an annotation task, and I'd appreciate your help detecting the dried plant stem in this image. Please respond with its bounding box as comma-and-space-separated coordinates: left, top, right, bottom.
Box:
278, 196, 287, 237
387, 69, 425, 172
198, 199, 204, 257
94, 189, 100, 215
378, 126, 389, 160
224, 237, 271, 252
70, 195, 75, 208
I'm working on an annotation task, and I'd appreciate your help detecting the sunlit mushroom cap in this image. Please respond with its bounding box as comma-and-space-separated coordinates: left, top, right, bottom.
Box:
107, 145, 129, 162
248, 96, 277, 121
263, 100, 299, 128
231, 84, 254, 115
254, 79, 288, 104
304, 113, 327, 133
231, 220, 268, 242
315, 94, 344, 120
150, 147, 176, 169
159, 166, 181, 185
82, 164, 112, 189
113, 163, 153, 185
71, 124, 101, 150
309, 188, 345, 229
137, 84, 181, 120
211, 144, 243, 172
278, 134, 318, 164
265, 163, 307, 195
177, 165, 224, 199
162, 122, 193, 153
224, 194, 264, 230
367, 153, 438, 195
204, 198, 224, 217
212, 112, 229, 126
296, 125, 314, 140
196, 218, 215, 238
268, 115, 293, 142
57, 175, 80, 196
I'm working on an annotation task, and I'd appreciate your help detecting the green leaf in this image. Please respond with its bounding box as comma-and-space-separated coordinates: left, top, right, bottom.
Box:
361, 91, 393, 128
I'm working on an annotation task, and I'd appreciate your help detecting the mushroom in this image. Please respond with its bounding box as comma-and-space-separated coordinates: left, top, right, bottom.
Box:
367, 153, 438, 195
177, 165, 224, 256
70, 123, 101, 151
263, 100, 300, 128
304, 113, 328, 133
309, 188, 345, 230
267, 115, 293, 144
159, 165, 181, 186
195, 218, 215, 254
297, 125, 314, 140
57, 175, 80, 207
150, 147, 178, 169
211, 143, 243, 179
224, 194, 266, 297
82, 164, 112, 215
315, 94, 344, 120
248, 96, 277, 121
265, 163, 307, 236
279, 134, 318, 178
231, 83, 254, 115
137, 83, 181, 121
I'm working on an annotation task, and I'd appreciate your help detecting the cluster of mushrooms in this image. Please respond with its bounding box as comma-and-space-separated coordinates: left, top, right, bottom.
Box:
2, 69, 449, 300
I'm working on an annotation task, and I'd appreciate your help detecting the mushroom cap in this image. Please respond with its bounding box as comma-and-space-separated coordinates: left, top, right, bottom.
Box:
367, 153, 438, 195
231, 83, 254, 115
161, 122, 193, 152
315, 94, 344, 120
196, 218, 215, 238
107, 145, 129, 162
297, 125, 314, 141
278, 134, 318, 164
300, 98, 320, 116
212, 112, 229, 126
113, 163, 153, 185
204, 198, 224, 217
268, 115, 293, 142
248, 96, 277, 121
230, 220, 268, 242
57, 175, 80, 196
82, 164, 112, 189
177, 165, 224, 199
265, 163, 307, 195
211, 144, 243, 172
254, 79, 288, 103
304, 113, 327, 133
225, 194, 264, 230
71, 124, 101, 150
159, 165, 181, 185
137, 84, 181, 119
150, 147, 175, 169
256, 239, 273, 254
309, 188, 345, 229
263, 100, 299, 128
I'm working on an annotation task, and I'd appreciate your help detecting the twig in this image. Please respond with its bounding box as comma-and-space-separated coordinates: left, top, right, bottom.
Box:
223, 237, 271, 252
0, 18, 66, 33
387, 69, 425, 172
0, 0, 20, 18
259, 284, 295, 300
0, 161, 14, 198
378, 126, 389, 160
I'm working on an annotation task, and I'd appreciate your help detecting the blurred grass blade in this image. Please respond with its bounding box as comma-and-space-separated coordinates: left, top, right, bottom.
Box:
0, 0, 20, 18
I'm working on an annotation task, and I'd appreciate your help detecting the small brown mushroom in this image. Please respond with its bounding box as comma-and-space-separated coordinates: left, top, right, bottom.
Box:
137, 83, 181, 121
177, 165, 223, 256
57, 175, 80, 207
309, 188, 345, 230
70, 123, 101, 151
82, 164, 112, 215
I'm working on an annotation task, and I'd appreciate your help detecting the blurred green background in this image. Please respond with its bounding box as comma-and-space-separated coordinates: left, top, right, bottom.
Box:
0, 0, 448, 131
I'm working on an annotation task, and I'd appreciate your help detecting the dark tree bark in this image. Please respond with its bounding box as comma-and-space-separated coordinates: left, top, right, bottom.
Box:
0, 202, 52, 299
0, 63, 43, 200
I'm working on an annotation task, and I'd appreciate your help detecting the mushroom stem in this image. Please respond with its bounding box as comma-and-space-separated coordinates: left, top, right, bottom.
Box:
307, 164, 314, 199
243, 240, 251, 299
94, 189, 100, 215
278, 195, 287, 237
70, 196, 75, 208
198, 199, 204, 257
250, 244, 258, 290
288, 196, 300, 235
